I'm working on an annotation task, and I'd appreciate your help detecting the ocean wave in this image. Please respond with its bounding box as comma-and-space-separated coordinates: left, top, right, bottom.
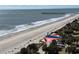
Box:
0, 30, 13, 36
0, 14, 71, 37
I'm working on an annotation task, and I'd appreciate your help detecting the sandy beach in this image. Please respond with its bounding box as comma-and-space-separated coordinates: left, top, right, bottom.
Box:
0, 14, 79, 54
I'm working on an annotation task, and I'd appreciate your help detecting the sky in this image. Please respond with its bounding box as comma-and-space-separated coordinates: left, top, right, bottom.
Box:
0, 5, 79, 10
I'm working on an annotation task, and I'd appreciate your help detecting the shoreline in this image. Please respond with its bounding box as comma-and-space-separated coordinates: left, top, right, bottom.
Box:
0, 14, 74, 41
0, 14, 79, 54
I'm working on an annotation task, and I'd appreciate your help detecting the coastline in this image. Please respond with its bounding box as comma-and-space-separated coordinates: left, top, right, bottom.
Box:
0, 14, 79, 54
0, 14, 74, 41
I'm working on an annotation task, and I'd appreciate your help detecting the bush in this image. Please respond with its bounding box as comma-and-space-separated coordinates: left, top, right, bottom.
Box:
20, 48, 28, 54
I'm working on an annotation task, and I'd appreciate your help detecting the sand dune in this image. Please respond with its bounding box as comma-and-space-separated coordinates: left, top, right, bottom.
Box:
0, 14, 79, 54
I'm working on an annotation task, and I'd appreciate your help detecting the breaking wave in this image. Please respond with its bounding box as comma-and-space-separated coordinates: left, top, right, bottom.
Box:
0, 14, 71, 37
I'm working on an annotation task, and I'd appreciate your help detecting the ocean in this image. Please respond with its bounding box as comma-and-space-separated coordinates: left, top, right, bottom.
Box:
0, 8, 79, 36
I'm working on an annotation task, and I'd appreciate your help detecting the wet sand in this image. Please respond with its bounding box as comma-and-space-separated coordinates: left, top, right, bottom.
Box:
0, 14, 79, 54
